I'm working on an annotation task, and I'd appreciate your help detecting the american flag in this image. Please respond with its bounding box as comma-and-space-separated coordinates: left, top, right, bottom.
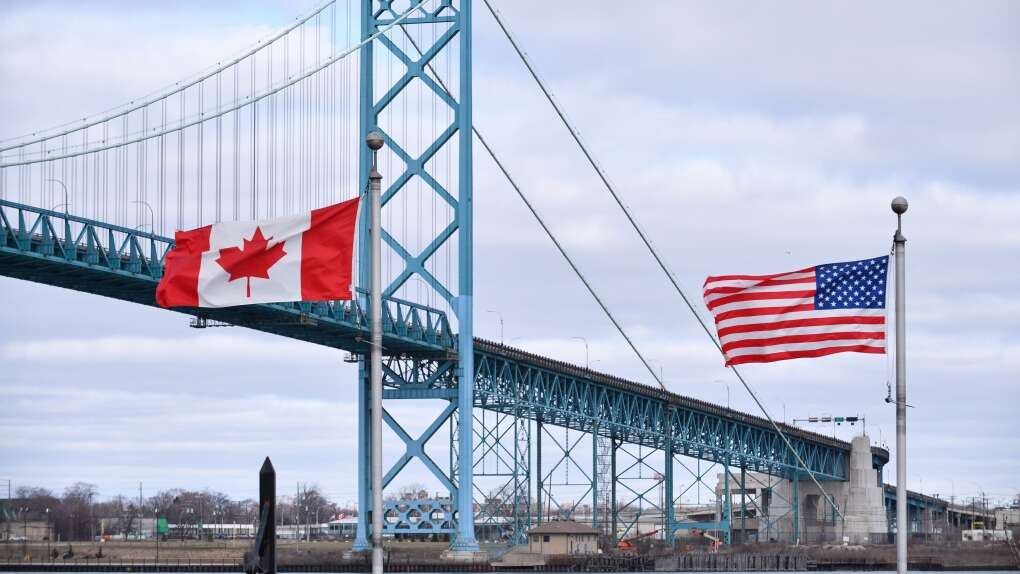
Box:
703, 255, 889, 366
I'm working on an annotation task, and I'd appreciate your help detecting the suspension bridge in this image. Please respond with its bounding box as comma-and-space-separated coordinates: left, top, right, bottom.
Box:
0, 0, 889, 554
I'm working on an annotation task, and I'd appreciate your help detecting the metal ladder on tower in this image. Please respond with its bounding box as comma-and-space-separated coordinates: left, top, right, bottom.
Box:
596, 435, 613, 539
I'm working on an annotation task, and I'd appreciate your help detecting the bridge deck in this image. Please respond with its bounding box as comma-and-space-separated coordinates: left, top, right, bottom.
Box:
1, 200, 888, 480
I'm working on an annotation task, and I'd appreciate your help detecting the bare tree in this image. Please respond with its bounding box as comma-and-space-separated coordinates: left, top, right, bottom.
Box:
63, 483, 98, 541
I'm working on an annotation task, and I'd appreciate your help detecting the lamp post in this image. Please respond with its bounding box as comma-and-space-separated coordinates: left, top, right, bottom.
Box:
569, 336, 589, 369
20, 506, 28, 557
131, 200, 156, 233
45, 508, 50, 561
154, 506, 159, 571
713, 379, 730, 409
486, 310, 504, 345
46, 179, 69, 215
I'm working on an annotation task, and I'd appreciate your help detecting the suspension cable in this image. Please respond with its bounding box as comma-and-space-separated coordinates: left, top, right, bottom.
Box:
481, 0, 845, 519
0, 0, 341, 150
395, 28, 666, 392
0, 0, 429, 168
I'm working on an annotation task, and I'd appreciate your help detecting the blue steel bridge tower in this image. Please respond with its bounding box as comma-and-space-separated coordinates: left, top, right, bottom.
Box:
353, 0, 478, 553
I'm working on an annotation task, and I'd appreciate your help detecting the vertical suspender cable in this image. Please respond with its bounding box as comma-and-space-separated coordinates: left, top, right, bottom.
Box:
252, 55, 258, 220
267, 43, 274, 217
178, 93, 184, 229
160, 99, 166, 234
197, 81, 204, 226
217, 71, 223, 222
481, 0, 844, 518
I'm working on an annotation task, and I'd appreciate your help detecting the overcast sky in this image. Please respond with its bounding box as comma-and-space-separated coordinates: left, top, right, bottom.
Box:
1, 0, 1018, 509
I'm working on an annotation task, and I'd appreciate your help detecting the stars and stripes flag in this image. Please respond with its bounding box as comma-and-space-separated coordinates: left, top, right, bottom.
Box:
703, 255, 889, 366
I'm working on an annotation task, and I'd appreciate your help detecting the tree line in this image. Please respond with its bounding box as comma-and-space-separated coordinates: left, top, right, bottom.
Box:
4, 483, 357, 541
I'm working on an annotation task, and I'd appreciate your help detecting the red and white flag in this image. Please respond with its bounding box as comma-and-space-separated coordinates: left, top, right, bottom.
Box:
703, 256, 889, 366
156, 198, 359, 308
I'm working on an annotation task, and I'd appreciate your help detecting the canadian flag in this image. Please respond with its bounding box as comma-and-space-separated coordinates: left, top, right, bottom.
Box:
156, 198, 359, 308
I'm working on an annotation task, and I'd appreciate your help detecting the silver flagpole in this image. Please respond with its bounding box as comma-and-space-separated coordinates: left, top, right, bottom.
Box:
892, 196, 908, 574
367, 131, 385, 574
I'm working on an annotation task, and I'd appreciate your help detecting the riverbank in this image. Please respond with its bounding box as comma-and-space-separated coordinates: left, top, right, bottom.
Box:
1, 540, 1017, 572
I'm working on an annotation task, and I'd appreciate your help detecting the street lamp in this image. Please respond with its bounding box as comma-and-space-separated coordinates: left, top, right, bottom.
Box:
46, 179, 69, 215
45, 508, 50, 561
20, 506, 28, 556
569, 336, 589, 369
486, 310, 504, 344
154, 506, 159, 570
712, 379, 730, 409
131, 200, 156, 233
647, 359, 665, 384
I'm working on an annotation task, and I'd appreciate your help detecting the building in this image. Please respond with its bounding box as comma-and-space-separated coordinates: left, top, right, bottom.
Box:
1, 520, 54, 542
994, 506, 1019, 530
527, 521, 599, 555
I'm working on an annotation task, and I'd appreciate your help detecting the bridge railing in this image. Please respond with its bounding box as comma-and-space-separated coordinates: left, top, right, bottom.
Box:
0, 199, 171, 279
0, 199, 456, 352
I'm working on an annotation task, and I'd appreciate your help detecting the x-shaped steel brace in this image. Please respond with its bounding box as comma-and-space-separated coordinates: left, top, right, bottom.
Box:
382, 402, 457, 494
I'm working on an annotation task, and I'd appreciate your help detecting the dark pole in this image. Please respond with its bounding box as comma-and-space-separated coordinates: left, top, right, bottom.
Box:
260, 457, 276, 574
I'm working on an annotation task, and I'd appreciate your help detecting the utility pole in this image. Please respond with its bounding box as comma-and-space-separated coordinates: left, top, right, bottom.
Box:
891, 196, 909, 574
366, 131, 386, 574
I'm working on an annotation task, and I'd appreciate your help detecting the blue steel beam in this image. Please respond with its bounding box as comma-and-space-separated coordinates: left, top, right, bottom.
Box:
0, 201, 894, 517
474, 340, 890, 482
0, 198, 888, 481
0, 199, 454, 355
356, 0, 477, 551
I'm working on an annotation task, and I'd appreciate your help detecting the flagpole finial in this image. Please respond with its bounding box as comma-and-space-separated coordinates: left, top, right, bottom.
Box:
365, 131, 385, 151
891, 196, 908, 239
891, 196, 908, 215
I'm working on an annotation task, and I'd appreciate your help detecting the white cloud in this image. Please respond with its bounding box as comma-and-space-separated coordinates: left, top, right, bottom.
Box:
0, 334, 340, 363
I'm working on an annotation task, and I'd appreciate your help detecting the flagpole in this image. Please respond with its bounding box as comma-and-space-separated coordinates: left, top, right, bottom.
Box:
367, 131, 385, 574
892, 196, 908, 574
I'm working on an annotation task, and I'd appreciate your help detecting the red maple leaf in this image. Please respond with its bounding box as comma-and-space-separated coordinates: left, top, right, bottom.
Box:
215, 226, 287, 298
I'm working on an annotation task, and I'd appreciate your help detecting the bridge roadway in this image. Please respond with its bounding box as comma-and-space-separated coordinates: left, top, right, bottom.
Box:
1, 199, 889, 481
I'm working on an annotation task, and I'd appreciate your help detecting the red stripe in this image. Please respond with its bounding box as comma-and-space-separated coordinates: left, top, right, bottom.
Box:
725, 345, 885, 366
717, 316, 885, 337
713, 303, 815, 322
703, 277, 817, 297
703, 266, 815, 286
301, 197, 360, 301
706, 289, 816, 311
721, 331, 885, 353
156, 225, 212, 308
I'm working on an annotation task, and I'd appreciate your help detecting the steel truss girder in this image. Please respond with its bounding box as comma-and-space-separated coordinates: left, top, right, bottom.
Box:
0, 199, 455, 354
472, 346, 853, 481
0, 198, 874, 488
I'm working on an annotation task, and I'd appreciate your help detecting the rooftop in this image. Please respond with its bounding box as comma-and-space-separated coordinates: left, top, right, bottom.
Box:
528, 520, 600, 535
